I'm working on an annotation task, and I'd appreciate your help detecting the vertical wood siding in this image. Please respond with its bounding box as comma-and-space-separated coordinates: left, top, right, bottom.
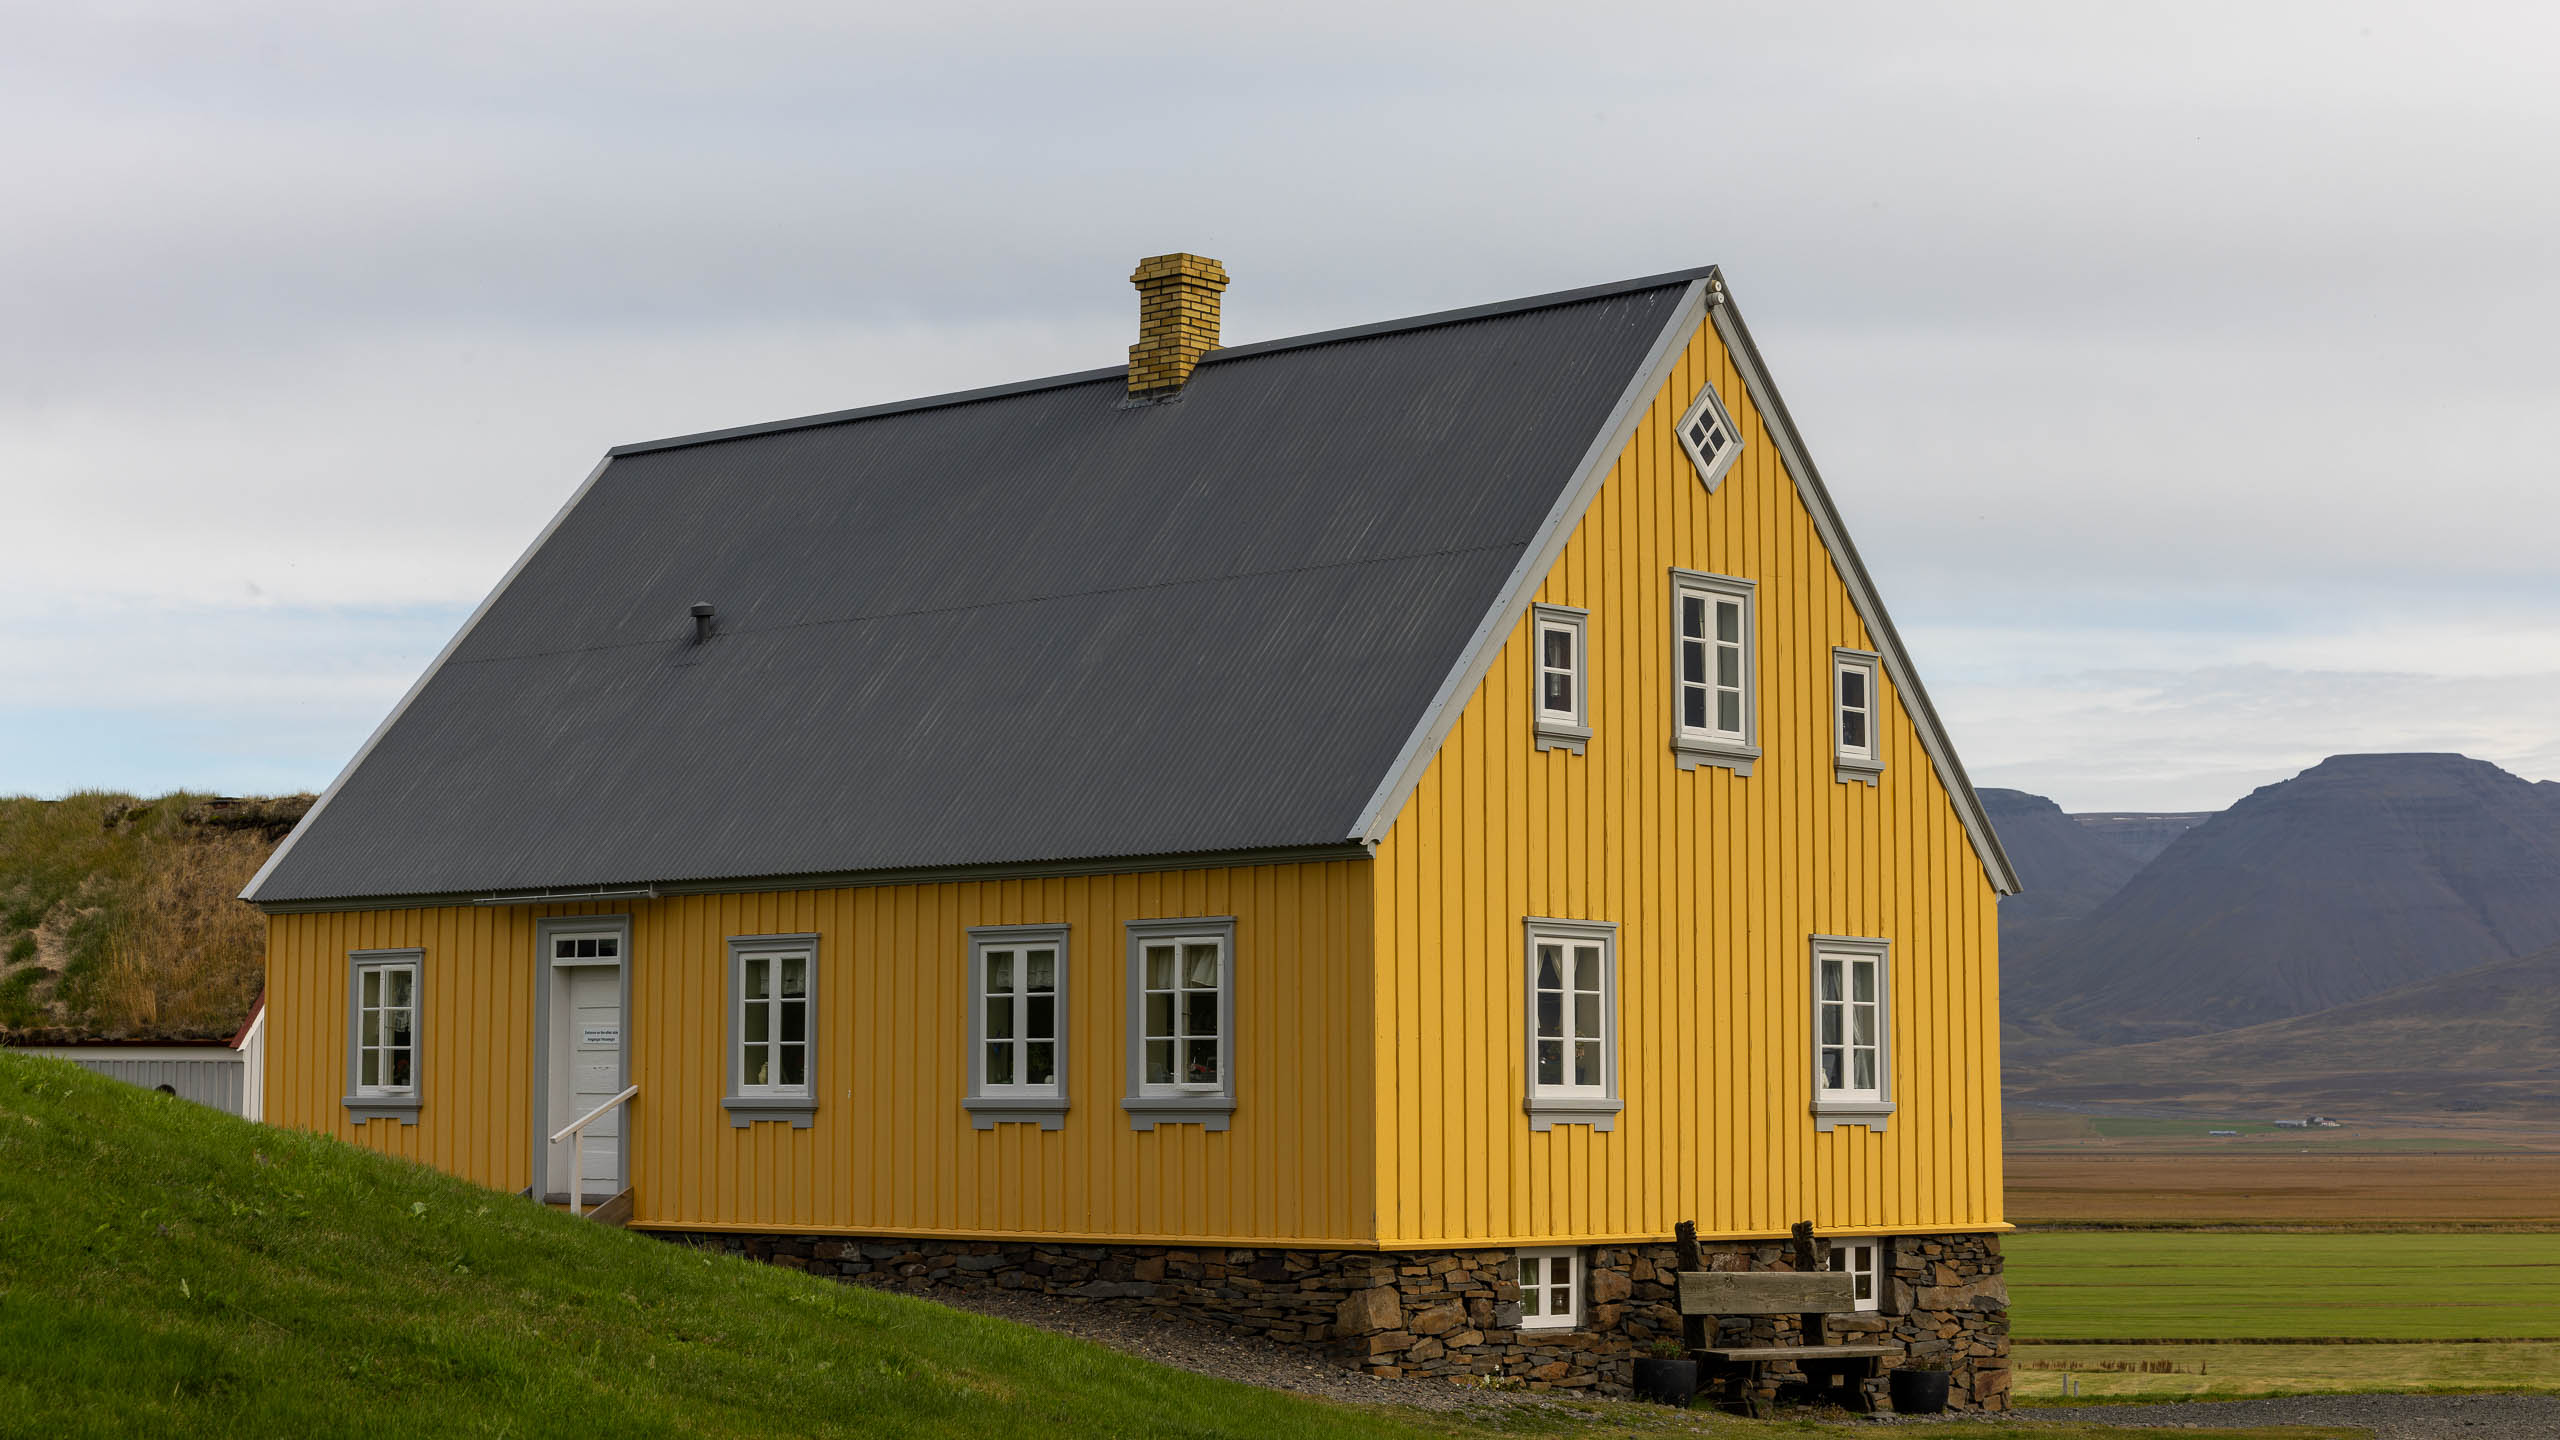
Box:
1368, 317, 2005, 1248
265, 859, 1374, 1244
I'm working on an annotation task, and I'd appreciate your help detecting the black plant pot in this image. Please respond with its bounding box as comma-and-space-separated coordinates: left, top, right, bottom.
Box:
1631, 1357, 1699, 1406
1889, 1367, 1950, 1415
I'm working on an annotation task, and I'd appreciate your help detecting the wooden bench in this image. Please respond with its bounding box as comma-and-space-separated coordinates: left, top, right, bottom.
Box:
1673, 1223, 1893, 1414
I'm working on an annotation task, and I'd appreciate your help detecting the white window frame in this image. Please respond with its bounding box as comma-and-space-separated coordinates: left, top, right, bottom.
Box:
1676, 380, 1746, 492
1529, 603, 1590, 755
1515, 1248, 1581, 1330
344, 948, 422, 1123
1521, 918, 1621, 1131
1828, 1238, 1883, 1313
1834, 648, 1883, 787
1122, 916, 1237, 1131
1810, 935, 1895, 1132
725, 934, 820, 1128
1669, 569, 1759, 776
965, 923, 1070, 1130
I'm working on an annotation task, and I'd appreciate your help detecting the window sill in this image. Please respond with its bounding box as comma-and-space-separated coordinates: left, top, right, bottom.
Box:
342, 1095, 420, 1125
1524, 1096, 1623, 1132
966, 1096, 1069, 1131
1835, 756, 1882, 787
1812, 1098, 1895, 1133
724, 1095, 817, 1129
1122, 1094, 1236, 1131
1534, 722, 1591, 756
1672, 739, 1759, 776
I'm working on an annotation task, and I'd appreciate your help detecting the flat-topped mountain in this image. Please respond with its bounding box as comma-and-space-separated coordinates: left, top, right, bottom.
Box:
1980, 788, 2148, 986
2014, 753, 2560, 1045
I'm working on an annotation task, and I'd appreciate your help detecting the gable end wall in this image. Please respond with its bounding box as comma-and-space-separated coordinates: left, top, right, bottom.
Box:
1369, 316, 2005, 1248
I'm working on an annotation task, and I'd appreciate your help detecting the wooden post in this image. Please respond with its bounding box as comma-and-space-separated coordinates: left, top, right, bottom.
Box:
1790, 1220, 1825, 1347
1674, 1220, 1710, 1351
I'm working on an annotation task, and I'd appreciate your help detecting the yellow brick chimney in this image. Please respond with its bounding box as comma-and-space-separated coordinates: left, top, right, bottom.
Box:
1127, 252, 1230, 396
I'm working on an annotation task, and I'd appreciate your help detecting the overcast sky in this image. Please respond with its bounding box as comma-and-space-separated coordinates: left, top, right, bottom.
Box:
5, 2, 2556, 812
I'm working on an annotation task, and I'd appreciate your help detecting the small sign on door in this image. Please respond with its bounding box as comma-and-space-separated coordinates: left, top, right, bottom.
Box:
581, 1027, 620, 1046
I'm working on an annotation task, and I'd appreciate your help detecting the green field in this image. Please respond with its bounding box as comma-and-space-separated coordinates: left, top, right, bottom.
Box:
2008, 1231, 2560, 1341
0, 1052, 2360, 1440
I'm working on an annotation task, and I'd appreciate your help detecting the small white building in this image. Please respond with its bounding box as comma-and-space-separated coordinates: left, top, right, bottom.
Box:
6, 997, 265, 1121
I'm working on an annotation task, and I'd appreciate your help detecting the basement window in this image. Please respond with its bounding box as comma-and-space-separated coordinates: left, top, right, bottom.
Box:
1122, 917, 1238, 1131
1522, 919, 1621, 1131
966, 924, 1070, 1130
1531, 604, 1590, 755
1670, 570, 1759, 775
1834, 648, 1883, 786
1828, 1239, 1882, 1312
344, 948, 423, 1124
1516, 1249, 1579, 1330
1811, 936, 1895, 1132
1677, 381, 1746, 491
725, 934, 820, 1128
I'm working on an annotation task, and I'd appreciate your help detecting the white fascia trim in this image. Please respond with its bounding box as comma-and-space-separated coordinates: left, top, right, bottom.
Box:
1707, 303, 2021, 895
242, 452, 622, 903
1351, 278, 1711, 845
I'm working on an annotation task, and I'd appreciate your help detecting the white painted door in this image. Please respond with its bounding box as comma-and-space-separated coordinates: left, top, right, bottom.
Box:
565, 966, 624, 1196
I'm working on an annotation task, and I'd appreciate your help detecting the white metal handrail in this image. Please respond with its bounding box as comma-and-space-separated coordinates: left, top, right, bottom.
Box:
549, 1084, 637, 1218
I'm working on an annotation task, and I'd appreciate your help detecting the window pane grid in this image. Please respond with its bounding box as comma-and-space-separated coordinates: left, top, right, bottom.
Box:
1817, 954, 1881, 1098
1141, 938, 1222, 1091
1838, 659, 1874, 758
1517, 1250, 1578, 1328
1537, 622, 1577, 720
1676, 583, 1748, 743
1828, 1242, 1880, 1310
981, 945, 1060, 1092
356, 962, 415, 1095
739, 950, 811, 1095
1529, 931, 1608, 1100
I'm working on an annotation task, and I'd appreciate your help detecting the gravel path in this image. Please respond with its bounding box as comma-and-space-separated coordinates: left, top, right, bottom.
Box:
2015, 1393, 2560, 1436
927, 1288, 1560, 1416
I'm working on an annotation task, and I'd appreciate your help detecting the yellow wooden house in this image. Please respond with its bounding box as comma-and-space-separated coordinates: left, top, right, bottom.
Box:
246, 257, 2019, 1404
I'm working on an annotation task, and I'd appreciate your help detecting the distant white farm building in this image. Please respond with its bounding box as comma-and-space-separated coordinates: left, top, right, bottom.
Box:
4, 996, 265, 1121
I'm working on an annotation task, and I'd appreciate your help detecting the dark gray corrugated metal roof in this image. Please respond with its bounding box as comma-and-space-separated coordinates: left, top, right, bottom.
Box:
249, 276, 1696, 904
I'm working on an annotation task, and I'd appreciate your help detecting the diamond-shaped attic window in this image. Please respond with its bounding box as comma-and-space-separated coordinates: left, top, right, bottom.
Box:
1677, 381, 1745, 492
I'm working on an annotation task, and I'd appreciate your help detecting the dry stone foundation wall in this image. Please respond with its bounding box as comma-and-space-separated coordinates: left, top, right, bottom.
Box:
655, 1229, 2007, 1408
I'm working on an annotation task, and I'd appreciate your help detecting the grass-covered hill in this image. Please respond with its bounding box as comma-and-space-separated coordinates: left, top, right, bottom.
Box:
0, 792, 305, 1035
0, 1051, 2345, 1440
0, 1048, 1445, 1440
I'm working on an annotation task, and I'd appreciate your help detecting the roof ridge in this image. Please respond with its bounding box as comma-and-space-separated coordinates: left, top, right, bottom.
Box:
606, 265, 1720, 459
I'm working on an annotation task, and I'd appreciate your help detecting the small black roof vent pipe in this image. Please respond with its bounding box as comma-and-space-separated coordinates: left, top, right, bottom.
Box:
689, 602, 716, 643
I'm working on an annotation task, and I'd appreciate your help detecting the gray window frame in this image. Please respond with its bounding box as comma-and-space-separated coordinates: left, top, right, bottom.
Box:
1121, 915, 1238, 1131
1676, 379, 1747, 492
1833, 647, 1884, 787
1809, 934, 1895, 1132
1530, 603, 1591, 755
724, 932, 822, 1129
1669, 568, 1760, 776
965, 923, 1070, 1130
343, 948, 423, 1124
1521, 917, 1622, 1131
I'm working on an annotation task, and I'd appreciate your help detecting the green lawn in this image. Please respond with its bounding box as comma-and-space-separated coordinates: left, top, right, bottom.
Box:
0, 1052, 2361, 1440
2008, 1231, 2560, 1340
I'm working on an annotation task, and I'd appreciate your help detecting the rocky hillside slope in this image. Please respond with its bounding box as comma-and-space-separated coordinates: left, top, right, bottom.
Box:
0, 793, 305, 1037
2018, 941, 2560, 1118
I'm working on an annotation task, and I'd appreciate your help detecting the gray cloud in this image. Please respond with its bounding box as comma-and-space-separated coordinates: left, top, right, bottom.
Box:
5, 1, 2556, 802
